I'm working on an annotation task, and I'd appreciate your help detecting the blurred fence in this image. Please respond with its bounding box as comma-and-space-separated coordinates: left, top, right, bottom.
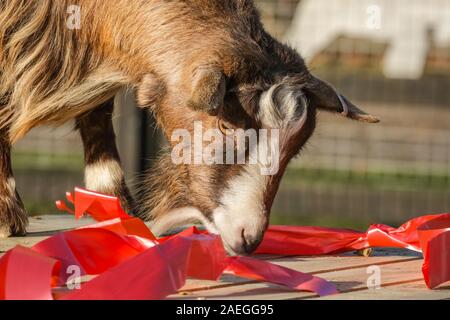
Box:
12, 92, 154, 214
294, 105, 450, 176
265, 0, 450, 227
9, 0, 450, 229
12, 125, 83, 213
273, 104, 450, 228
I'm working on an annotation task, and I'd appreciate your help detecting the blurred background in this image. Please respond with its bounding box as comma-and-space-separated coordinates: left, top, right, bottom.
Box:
12, 0, 449, 229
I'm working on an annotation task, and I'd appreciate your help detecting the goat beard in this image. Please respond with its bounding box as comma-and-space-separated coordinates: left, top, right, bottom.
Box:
134, 150, 191, 222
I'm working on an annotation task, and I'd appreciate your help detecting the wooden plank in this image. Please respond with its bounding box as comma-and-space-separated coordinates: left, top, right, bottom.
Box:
301, 258, 427, 299
318, 280, 450, 300
177, 248, 420, 293
0, 215, 94, 253
172, 259, 428, 300
27, 215, 95, 232
264, 248, 421, 275
170, 253, 425, 300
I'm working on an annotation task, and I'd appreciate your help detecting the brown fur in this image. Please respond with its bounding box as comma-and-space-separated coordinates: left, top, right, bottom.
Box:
76, 99, 135, 211
0, 0, 280, 143
0, 0, 377, 248
0, 128, 27, 236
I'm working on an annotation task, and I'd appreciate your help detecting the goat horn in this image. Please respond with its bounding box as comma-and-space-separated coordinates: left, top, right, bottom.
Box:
307, 75, 380, 123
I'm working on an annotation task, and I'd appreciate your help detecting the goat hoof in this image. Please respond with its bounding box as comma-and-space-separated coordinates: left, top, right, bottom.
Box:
0, 197, 28, 238
0, 225, 11, 239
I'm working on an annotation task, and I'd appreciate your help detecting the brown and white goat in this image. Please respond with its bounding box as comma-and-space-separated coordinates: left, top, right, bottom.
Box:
0, 0, 378, 254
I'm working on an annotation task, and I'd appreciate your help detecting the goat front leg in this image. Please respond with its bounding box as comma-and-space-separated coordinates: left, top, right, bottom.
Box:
76, 99, 135, 213
0, 129, 27, 238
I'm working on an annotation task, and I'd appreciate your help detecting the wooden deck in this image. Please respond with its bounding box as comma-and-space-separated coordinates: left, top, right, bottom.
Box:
1, 215, 449, 300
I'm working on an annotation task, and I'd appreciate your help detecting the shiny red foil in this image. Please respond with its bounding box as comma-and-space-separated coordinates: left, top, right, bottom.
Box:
0, 188, 448, 300
259, 215, 450, 289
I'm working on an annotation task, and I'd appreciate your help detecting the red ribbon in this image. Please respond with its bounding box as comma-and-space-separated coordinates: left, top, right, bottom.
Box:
0, 187, 448, 300
258, 215, 450, 288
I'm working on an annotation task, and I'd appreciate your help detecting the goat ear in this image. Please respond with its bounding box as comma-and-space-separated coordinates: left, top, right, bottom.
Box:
187, 67, 226, 116
136, 73, 166, 108
306, 75, 380, 123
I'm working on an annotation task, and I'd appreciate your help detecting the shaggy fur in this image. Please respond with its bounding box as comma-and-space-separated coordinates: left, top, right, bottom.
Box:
0, 128, 27, 236
0, 0, 279, 143
76, 99, 135, 211
0, 0, 377, 249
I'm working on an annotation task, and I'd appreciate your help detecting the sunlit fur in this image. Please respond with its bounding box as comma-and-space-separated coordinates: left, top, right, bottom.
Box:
0, 0, 373, 252
0, 0, 293, 143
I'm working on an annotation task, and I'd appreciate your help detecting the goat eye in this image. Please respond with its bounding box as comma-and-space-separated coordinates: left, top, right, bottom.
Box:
218, 119, 235, 135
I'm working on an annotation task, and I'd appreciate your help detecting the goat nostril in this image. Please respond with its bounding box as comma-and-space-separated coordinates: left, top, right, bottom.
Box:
241, 229, 261, 255
241, 228, 247, 245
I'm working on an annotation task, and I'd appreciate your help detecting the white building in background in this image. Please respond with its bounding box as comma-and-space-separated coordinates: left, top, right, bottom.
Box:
285, 0, 450, 79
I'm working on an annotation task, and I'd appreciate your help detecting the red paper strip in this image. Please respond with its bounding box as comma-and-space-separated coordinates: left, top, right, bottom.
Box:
0, 188, 448, 300
0, 188, 336, 299
225, 257, 339, 296
60, 187, 130, 221
0, 246, 60, 300
62, 237, 193, 300
257, 225, 365, 255
417, 216, 450, 288
33, 228, 153, 283
55, 190, 450, 291
78, 217, 157, 241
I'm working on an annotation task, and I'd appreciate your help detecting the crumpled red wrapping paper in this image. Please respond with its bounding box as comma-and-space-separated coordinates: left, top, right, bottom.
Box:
0, 187, 448, 300
0, 188, 337, 299
258, 214, 450, 289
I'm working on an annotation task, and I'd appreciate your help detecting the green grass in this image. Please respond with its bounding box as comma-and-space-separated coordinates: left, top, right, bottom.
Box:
283, 167, 450, 192
270, 212, 372, 230
26, 202, 61, 217
12, 151, 84, 171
